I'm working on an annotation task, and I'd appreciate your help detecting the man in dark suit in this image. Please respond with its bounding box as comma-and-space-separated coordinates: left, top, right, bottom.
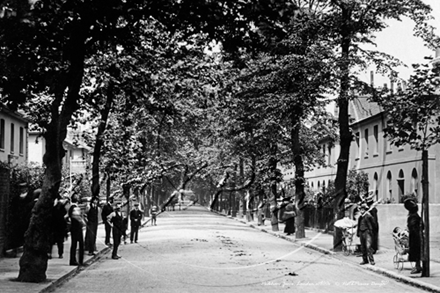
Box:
107, 203, 123, 259
357, 203, 376, 266
68, 196, 85, 266
130, 203, 143, 243
101, 197, 114, 246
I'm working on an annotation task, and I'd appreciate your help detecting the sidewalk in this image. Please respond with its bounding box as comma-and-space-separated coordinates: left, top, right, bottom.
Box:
220, 211, 440, 293
0, 224, 111, 293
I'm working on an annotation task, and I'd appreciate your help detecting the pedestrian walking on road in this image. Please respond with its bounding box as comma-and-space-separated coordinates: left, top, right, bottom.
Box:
404, 198, 423, 274
356, 203, 376, 266
68, 196, 85, 266
130, 202, 143, 243
85, 196, 99, 255
107, 203, 124, 259
50, 196, 68, 259
151, 205, 158, 226
102, 197, 114, 246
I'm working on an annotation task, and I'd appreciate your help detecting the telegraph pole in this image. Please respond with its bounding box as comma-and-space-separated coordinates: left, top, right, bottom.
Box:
421, 149, 430, 277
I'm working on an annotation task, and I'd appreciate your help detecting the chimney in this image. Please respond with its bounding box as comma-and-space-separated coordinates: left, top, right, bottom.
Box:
390, 79, 394, 94
370, 71, 374, 87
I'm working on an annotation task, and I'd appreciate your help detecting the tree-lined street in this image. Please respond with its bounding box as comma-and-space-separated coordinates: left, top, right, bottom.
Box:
51, 206, 421, 293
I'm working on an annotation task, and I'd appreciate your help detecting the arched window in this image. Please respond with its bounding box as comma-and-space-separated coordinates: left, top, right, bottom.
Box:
387, 171, 392, 203
397, 169, 405, 203
411, 169, 418, 198
322, 180, 326, 193
373, 172, 379, 201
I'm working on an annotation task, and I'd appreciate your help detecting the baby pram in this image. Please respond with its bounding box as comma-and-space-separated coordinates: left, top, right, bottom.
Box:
392, 227, 413, 270
334, 217, 357, 256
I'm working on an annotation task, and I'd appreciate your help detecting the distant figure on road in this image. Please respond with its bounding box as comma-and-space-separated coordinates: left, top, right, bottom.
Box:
68, 196, 85, 266
85, 197, 99, 255
356, 203, 376, 266
405, 198, 423, 274
130, 203, 143, 243
107, 203, 124, 260
151, 205, 158, 226
101, 197, 114, 246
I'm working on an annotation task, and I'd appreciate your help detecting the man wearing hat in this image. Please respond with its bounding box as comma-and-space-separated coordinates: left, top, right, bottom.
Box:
364, 190, 379, 253
107, 203, 124, 259
356, 203, 376, 265
129, 202, 143, 243
101, 197, 114, 246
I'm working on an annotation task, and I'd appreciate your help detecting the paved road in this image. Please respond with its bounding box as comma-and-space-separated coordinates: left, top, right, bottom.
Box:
52, 205, 422, 293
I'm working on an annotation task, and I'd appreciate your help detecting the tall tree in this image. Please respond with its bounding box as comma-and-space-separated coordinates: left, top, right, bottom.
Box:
373, 63, 440, 276
325, 0, 440, 250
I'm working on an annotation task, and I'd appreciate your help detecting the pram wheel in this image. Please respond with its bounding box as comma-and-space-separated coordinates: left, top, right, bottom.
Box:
343, 244, 350, 256
393, 254, 404, 271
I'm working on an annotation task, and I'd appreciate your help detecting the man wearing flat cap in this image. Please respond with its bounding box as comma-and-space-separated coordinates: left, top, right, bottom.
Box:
356, 203, 377, 266
130, 203, 143, 243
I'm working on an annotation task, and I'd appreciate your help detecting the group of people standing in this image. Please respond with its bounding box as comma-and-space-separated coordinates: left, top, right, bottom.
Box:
50, 194, 149, 265
101, 198, 146, 260
355, 191, 423, 275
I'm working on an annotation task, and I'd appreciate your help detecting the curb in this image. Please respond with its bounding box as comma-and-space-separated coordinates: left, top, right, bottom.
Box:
366, 266, 440, 293
39, 246, 111, 293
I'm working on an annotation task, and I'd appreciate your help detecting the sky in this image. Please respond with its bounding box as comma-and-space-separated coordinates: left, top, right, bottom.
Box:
359, 0, 440, 87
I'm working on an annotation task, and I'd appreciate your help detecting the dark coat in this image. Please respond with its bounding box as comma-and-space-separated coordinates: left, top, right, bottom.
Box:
130, 209, 143, 228
52, 201, 67, 243
101, 203, 114, 222
356, 211, 376, 237
407, 212, 422, 262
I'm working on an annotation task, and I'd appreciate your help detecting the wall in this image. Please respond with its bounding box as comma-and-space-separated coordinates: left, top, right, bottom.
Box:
376, 204, 440, 250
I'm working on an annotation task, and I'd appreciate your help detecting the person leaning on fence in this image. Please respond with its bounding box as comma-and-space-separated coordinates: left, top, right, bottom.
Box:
356, 203, 376, 266
405, 198, 423, 274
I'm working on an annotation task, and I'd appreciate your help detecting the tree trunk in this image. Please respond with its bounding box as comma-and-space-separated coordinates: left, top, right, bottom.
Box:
333, 5, 353, 251
18, 25, 86, 281
91, 83, 114, 199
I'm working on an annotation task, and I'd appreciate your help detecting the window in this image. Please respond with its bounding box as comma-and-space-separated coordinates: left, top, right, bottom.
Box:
0, 119, 4, 150
373, 125, 378, 155
398, 170, 405, 203
328, 145, 332, 165
387, 171, 393, 203
373, 173, 378, 201
355, 132, 360, 159
385, 121, 392, 153
19, 127, 24, 155
364, 128, 369, 157
411, 169, 418, 198
10, 123, 14, 153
